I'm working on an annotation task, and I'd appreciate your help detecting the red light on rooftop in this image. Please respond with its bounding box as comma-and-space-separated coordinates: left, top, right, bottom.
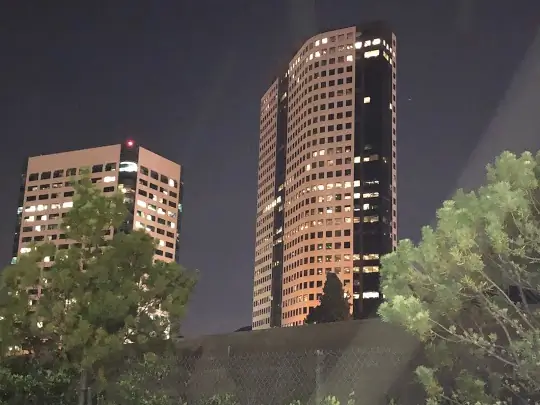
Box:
126, 140, 134, 147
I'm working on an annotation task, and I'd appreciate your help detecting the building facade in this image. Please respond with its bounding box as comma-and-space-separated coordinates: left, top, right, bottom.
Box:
12, 141, 183, 278
253, 23, 397, 329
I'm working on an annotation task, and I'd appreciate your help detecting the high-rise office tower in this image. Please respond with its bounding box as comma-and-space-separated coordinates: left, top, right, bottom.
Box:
12, 141, 184, 277
253, 23, 397, 329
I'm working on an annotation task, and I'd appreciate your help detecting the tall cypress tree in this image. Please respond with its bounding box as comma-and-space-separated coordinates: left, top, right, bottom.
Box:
305, 272, 350, 324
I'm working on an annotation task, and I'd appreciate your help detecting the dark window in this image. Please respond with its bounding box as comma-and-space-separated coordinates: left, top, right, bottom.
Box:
160, 175, 169, 184
38, 194, 48, 200
140, 166, 149, 175
53, 169, 64, 178
150, 170, 159, 180
28, 173, 39, 181
103, 186, 114, 193
26, 195, 36, 201
165, 252, 173, 259
105, 163, 116, 171
66, 168, 76, 176
40, 171, 51, 180
138, 189, 147, 197
92, 164, 103, 173
64, 191, 74, 197
150, 183, 158, 190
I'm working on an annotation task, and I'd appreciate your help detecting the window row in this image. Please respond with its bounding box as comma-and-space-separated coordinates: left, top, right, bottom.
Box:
27, 186, 114, 202
137, 189, 177, 209
139, 166, 178, 189
27, 176, 116, 193
138, 178, 178, 198
27, 163, 117, 181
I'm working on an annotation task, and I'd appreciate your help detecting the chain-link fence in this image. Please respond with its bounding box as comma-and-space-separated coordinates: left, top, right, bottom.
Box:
152, 346, 420, 405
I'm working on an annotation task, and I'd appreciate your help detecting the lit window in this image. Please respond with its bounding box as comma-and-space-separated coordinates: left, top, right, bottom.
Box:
365, 40, 371, 46
103, 176, 116, 183
363, 291, 380, 299
20, 247, 31, 254
363, 266, 379, 273
364, 50, 380, 58
354, 41, 362, 49
62, 201, 73, 209
346, 55, 353, 62
353, 193, 361, 199
309, 54, 313, 60
315, 51, 321, 58
137, 200, 147, 208
363, 215, 379, 223
119, 161, 137, 173
43, 256, 51, 263
373, 38, 381, 45
353, 180, 360, 187
354, 156, 361, 163
363, 154, 379, 162
315, 40, 320, 46
168, 179, 175, 187
322, 37, 328, 44
306, 164, 311, 171
363, 97, 371, 103
363, 253, 380, 260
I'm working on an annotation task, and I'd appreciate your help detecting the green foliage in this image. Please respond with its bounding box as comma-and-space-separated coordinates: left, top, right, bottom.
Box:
201, 393, 239, 405
105, 352, 174, 405
0, 359, 78, 405
305, 273, 350, 324
0, 173, 196, 403
379, 150, 540, 404
287, 392, 355, 405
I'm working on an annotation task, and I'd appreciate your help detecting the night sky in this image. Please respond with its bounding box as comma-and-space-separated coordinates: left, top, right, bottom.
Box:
1, 1, 540, 337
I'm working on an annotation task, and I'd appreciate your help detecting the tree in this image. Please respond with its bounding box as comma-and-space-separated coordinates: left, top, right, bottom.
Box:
305, 273, 350, 324
0, 173, 196, 404
379, 150, 540, 404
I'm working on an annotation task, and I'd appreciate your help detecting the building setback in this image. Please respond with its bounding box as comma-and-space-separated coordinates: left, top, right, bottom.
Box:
12, 141, 184, 291
253, 23, 397, 329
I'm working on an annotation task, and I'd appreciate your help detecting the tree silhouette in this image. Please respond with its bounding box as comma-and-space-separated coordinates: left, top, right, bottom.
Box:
305, 273, 350, 324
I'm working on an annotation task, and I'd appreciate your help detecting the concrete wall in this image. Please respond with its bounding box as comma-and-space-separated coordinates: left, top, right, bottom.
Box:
171, 319, 425, 405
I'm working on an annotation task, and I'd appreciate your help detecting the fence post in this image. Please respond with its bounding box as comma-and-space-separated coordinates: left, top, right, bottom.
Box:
315, 349, 324, 404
